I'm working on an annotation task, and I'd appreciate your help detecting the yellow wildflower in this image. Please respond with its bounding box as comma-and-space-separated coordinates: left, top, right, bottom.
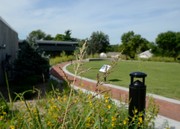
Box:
134, 109, 138, 114
0, 115, 4, 120
112, 116, 116, 122
2, 112, 6, 115
105, 99, 108, 103
108, 105, 111, 109
138, 117, 143, 124
9, 125, 15, 129
112, 122, 115, 127
47, 121, 53, 126
123, 120, 127, 125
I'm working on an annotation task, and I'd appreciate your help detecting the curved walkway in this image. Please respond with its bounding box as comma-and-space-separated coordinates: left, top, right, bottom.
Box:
50, 62, 180, 123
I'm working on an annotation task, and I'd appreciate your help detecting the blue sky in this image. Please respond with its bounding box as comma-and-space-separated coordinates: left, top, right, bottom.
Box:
0, 0, 180, 44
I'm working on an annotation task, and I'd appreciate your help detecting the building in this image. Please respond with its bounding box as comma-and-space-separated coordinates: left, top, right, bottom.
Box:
19, 40, 78, 56
138, 49, 153, 59
0, 16, 18, 85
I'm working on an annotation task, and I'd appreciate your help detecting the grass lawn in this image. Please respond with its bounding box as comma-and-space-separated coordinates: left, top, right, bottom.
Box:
67, 60, 180, 100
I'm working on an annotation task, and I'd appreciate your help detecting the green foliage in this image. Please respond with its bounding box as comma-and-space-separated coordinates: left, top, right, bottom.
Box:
120, 31, 151, 59
88, 31, 110, 55
54, 33, 65, 41
140, 56, 175, 62
64, 30, 72, 41
0, 89, 159, 129
13, 41, 50, 85
44, 34, 54, 40
54, 30, 78, 42
153, 31, 180, 59
27, 29, 46, 44
107, 44, 120, 52
50, 51, 74, 66
0, 95, 9, 115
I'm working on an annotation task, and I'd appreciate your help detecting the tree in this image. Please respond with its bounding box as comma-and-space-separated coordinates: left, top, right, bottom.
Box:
154, 31, 180, 59
88, 31, 110, 55
120, 31, 150, 59
64, 30, 72, 41
54, 30, 77, 41
44, 34, 54, 40
54, 34, 65, 41
27, 29, 46, 44
14, 40, 49, 85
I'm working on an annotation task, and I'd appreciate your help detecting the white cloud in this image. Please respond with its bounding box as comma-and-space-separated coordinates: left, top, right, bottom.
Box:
0, 0, 180, 44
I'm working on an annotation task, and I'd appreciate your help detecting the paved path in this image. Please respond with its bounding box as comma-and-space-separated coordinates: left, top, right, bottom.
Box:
50, 62, 180, 128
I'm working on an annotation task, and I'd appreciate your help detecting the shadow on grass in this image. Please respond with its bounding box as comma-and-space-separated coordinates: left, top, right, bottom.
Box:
108, 79, 121, 82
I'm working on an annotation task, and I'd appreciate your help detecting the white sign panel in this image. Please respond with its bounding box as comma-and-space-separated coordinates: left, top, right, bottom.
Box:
99, 64, 111, 73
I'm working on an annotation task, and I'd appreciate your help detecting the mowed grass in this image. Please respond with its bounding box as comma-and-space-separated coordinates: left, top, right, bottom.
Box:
67, 60, 180, 100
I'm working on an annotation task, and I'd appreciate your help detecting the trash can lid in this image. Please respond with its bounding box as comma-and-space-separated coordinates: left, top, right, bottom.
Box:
130, 72, 147, 78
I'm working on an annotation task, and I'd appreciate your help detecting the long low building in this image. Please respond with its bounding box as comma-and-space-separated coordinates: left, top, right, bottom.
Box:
36, 40, 78, 54
19, 40, 79, 56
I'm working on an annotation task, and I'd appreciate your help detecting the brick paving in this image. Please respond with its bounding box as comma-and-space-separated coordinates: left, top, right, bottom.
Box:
50, 62, 180, 122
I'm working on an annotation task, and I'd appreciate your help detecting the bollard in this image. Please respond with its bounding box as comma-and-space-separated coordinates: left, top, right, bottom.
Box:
128, 72, 147, 127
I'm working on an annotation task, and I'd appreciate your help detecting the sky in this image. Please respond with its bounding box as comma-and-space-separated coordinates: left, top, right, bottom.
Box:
0, 0, 180, 44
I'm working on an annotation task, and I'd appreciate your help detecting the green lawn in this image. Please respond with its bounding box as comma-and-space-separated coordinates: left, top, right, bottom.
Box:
67, 60, 180, 100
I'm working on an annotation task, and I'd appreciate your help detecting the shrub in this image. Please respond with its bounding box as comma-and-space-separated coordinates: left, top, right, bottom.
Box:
0, 97, 9, 115
146, 56, 175, 62
50, 51, 74, 66
13, 41, 50, 84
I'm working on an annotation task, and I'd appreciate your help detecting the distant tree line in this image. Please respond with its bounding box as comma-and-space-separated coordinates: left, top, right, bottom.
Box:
26, 29, 180, 60
27, 29, 79, 45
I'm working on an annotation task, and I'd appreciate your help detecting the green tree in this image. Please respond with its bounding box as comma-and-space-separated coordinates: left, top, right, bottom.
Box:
44, 34, 54, 40
120, 31, 150, 59
54, 30, 76, 41
14, 40, 50, 85
54, 34, 65, 41
155, 31, 180, 59
27, 29, 46, 44
88, 31, 110, 55
64, 30, 72, 41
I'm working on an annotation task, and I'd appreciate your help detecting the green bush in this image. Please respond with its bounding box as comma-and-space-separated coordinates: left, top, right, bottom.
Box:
50, 51, 74, 66
146, 56, 175, 62
13, 41, 50, 84
0, 98, 9, 115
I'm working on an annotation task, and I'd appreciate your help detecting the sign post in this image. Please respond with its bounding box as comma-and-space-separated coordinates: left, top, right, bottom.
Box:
99, 64, 111, 82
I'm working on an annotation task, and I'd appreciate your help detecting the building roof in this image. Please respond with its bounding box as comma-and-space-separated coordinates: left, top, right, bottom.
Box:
138, 50, 153, 58
36, 40, 78, 45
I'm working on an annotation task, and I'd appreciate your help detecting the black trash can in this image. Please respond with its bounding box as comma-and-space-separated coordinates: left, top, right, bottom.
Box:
129, 72, 147, 124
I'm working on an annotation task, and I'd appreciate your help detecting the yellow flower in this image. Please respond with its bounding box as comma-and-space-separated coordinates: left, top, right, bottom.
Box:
89, 101, 93, 107
108, 105, 111, 109
105, 99, 108, 103
47, 121, 53, 126
0, 115, 4, 120
123, 120, 127, 125
112, 123, 115, 127
9, 125, 15, 129
138, 117, 143, 124
2, 112, 6, 115
134, 109, 138, 114
112, 116, 116, 122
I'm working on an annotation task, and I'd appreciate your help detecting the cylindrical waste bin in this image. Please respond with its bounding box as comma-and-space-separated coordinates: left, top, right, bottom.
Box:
129, 72, 147, 124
